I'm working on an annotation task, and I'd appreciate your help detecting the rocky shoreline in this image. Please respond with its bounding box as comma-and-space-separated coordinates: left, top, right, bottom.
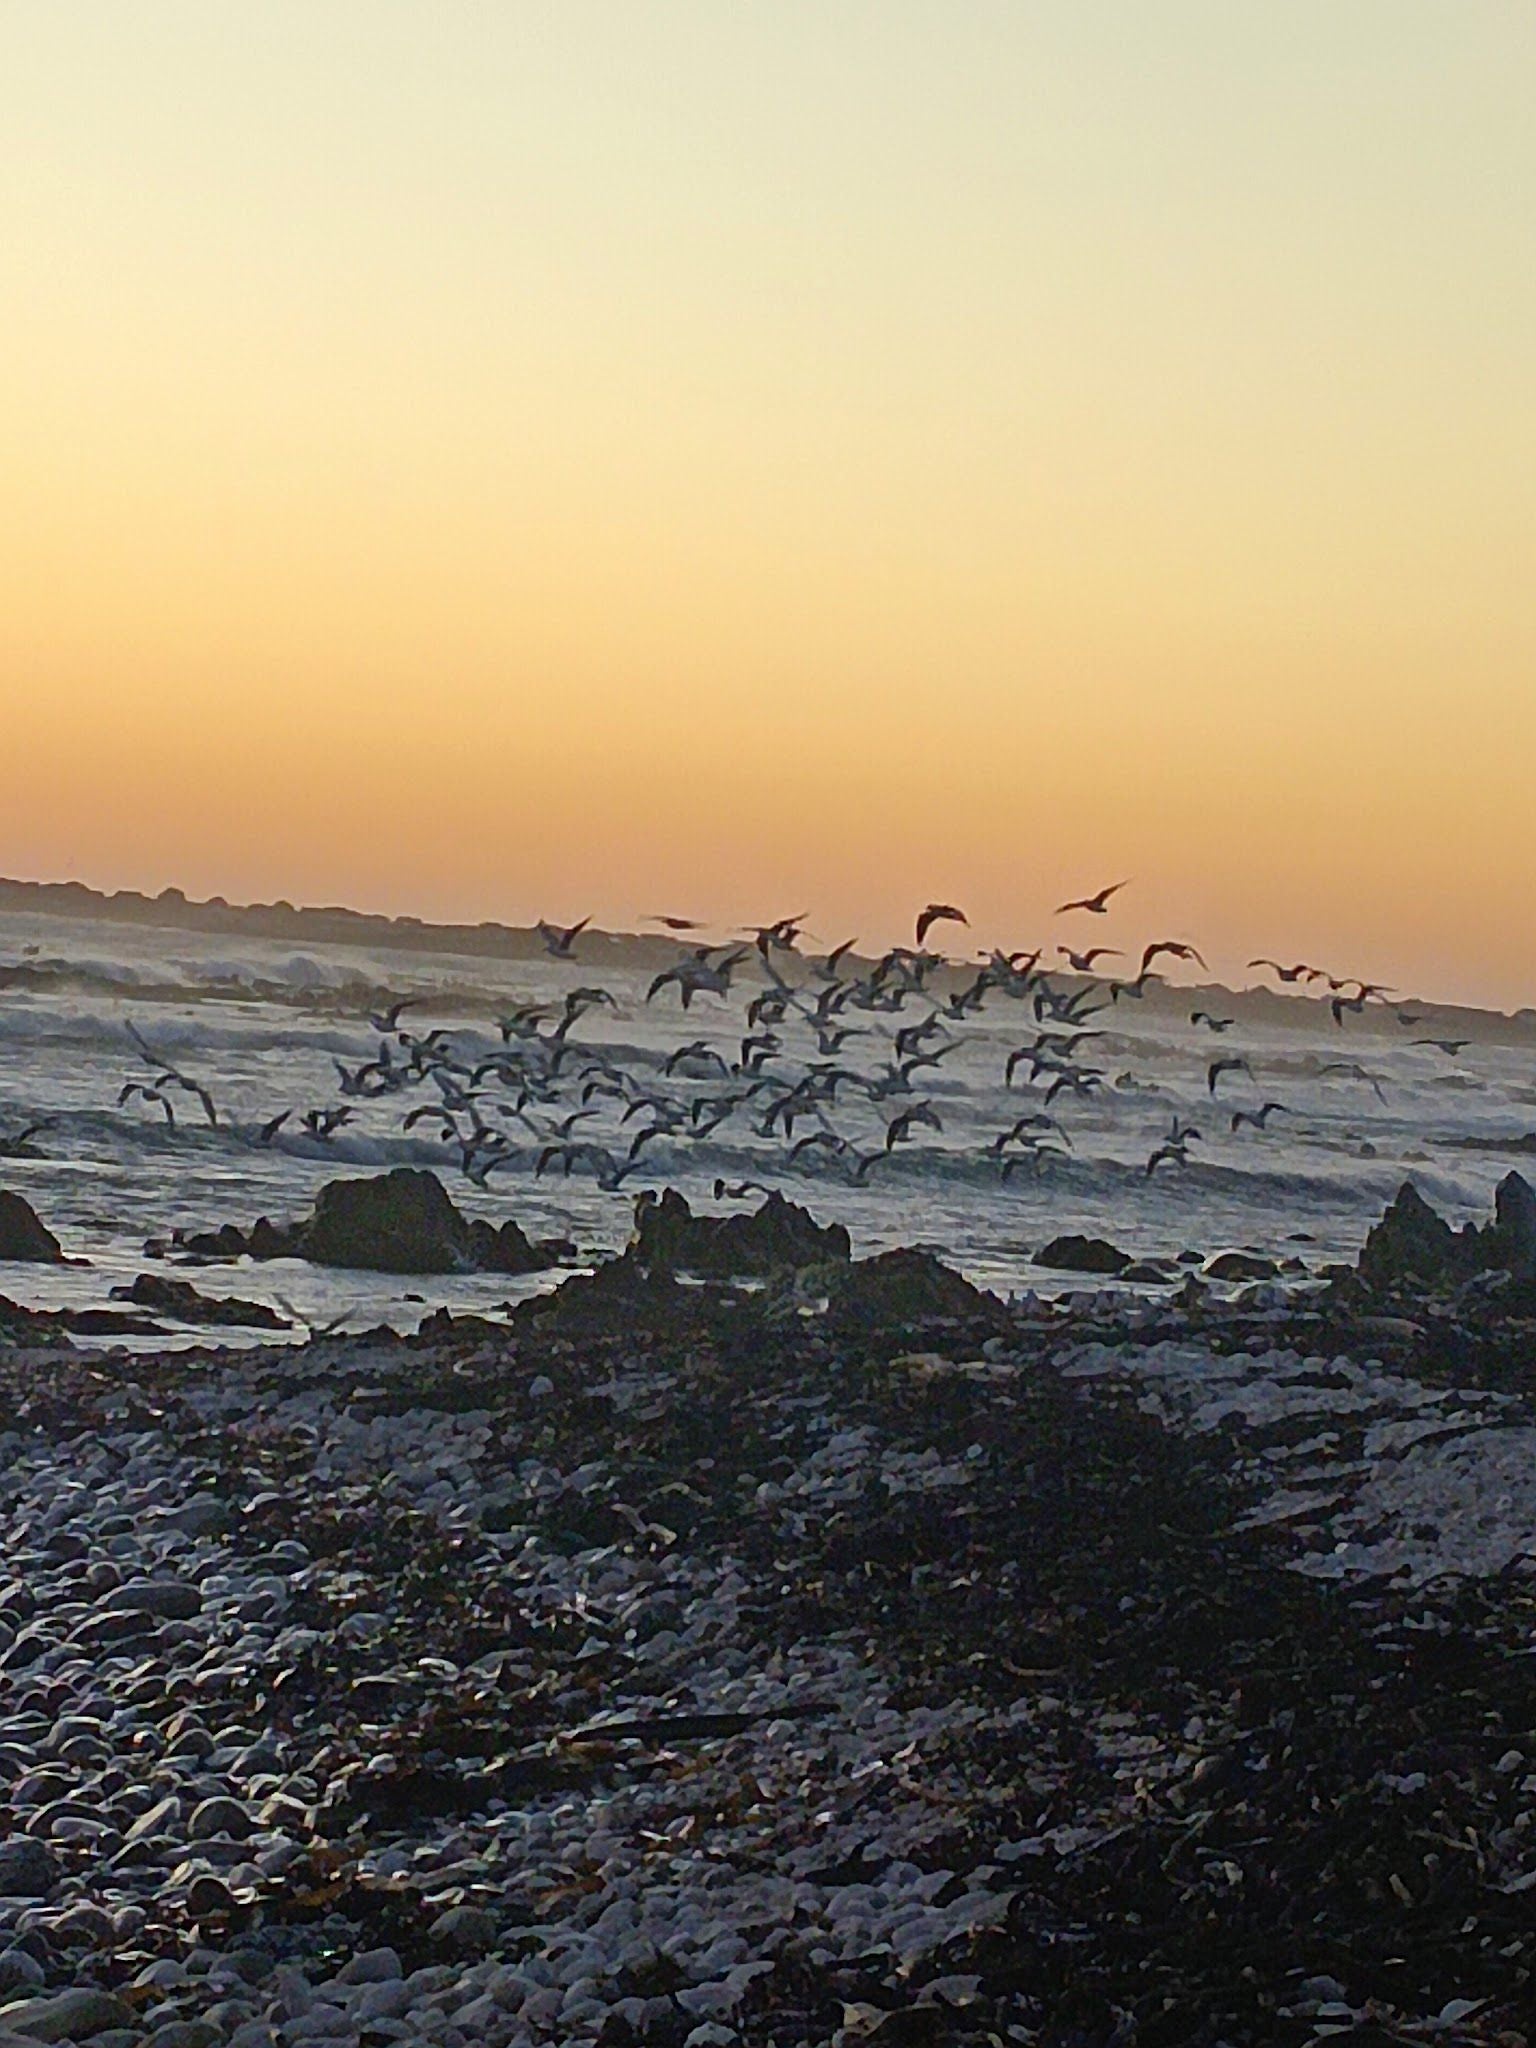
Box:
0, 1196, 1536, 2039
0, 1174, 1534, 2043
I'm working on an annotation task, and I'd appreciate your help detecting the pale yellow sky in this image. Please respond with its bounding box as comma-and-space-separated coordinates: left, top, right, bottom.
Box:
2, 4, 1533, 1006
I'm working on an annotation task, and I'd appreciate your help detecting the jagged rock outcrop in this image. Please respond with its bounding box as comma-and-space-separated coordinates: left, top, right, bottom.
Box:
1356, 1173, 1536, 1294
1357, 1183, 1470, 1289
0, 1190, 63, 1264
630, 1189, 851, 1277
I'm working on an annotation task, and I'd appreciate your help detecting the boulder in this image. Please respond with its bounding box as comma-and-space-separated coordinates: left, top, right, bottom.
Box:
0, 1191, 62, 1264
1034, 1234, 1131, 1277
0, 1987, 134, 2039
631, 1188, 850, 1277
1203, 1251, 1279, 1282
298, 1168, 471, 1273
247, 1216, 297, 1260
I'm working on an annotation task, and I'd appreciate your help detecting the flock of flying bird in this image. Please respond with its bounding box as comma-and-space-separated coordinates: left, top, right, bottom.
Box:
15, 880, 1474, 1206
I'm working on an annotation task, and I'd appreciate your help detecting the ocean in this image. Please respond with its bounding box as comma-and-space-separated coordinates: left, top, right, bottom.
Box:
2, 903, 1532, 1343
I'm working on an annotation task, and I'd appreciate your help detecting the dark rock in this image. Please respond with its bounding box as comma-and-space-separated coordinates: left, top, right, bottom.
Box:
1484, 1171, 1536, 1284
631, 1188, 851, 1277
0, 1296, 72, 1346
0, 1190, 62, 1264
820, 1248, 1000, 1332
516, 1256, 741, 1339
1034, 1234, 1131, 1276
0, 1837, 59, 1897
298, 1168, 471, 1273
1357, 1182, 1471, 1290
104, 1578, 201, 1620
110, 1273, 289, 1330
1120, 1260, 1177, 1284
465, 1215, 555, 1277
185, 1171, 560, 1277
1203, 1251, 1279, 1282
1353, 1176, 1536, 1295
248, 1216, 297, 1260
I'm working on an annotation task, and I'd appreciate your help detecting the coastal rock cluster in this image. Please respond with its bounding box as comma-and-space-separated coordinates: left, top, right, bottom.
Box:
1357, 1170, 1536, 1297
157, 1169, 566, 1278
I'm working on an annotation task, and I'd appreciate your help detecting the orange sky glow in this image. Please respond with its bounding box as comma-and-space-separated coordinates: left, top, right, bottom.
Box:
2, 5, 1533, 1008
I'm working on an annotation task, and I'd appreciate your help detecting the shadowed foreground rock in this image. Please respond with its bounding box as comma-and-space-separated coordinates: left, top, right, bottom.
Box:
818, 1246, 1002, 1333
0, 1189, 62, 1264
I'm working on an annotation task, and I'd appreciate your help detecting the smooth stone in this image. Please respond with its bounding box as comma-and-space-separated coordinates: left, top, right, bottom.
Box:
185, 1875, 238, 1920
187, 1797, 252, 1842
351, 1982, 409, 2022
103, 1581, 202, 1622
146, 2026, 221, 2048
281, 2010, 353, 2041
125, 1795, 183, 1846
0, 1844, 57, 1900
335, 1948, 402, 1986
428, 1904, 498, 1951
0, 1987, 134, 2040
170, 1501, 232, 1539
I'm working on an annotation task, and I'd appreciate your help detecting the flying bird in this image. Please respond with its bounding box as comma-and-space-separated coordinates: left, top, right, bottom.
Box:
1231, 1101, 1294, 1131
1057, 946, 1121, 973
1056, 880, 1130, 916
1320, 1061, 1388, 1103
1207, 1055, 1253, 1095
915, 904, 968, 948
1248, 960, 1321, 985
538, 916, 591, 959
367, 996, 422, 1034
884, 1101, 943, 1151
1138, 939, 1207, 979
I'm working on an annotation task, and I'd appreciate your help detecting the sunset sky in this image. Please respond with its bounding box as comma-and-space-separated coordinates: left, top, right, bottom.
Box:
3, 4, 1533, 1007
